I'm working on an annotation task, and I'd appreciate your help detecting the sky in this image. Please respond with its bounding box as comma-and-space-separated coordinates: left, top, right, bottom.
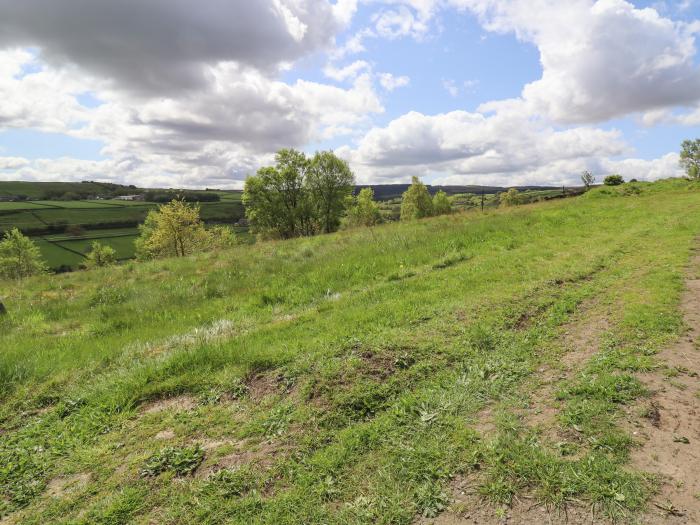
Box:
1, 0, 700, 188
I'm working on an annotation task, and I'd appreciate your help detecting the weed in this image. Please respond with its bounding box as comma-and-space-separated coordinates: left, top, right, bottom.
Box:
139, 445, 204, 477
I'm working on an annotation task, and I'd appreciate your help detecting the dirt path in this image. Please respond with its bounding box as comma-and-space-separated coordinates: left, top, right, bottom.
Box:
419, 303, 614, 525
421, 252, 700, 525
632, 253, 700, 524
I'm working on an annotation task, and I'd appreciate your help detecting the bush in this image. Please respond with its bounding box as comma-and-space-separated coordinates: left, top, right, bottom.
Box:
0, 228, 48, 280
604, 174, 624, 186
432, 190, 452, 216
345, 188, 382, 228
84, 241, 117, 268
499, 188, 522, 207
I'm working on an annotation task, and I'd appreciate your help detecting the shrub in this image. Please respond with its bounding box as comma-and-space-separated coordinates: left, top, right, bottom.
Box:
604, 174, 624, 186
432, 190, 452, 216
345, 188, 383, 228
499, 188, 522, 207
84, 241, 117, 268
0, 228, 48, 280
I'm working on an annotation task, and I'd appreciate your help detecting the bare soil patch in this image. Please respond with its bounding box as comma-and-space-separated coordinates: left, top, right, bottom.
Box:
45, 472, 91, 498
141, 394, 197, 415
246, 372, 294, 401
154, 429, 175, 440
196, 438, 287, 478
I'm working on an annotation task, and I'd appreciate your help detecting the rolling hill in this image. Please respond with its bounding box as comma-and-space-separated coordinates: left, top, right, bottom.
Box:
1, 179, 699, 524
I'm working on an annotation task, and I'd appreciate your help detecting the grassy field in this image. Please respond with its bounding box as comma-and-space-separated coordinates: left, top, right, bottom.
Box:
35, 229, 141, 268
0, 200, 245, 234
1, 179, 699, 523
0, 198, 246, 269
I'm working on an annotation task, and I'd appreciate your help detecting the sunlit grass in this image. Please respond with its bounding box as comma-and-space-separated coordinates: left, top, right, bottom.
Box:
1, 178, 700, 523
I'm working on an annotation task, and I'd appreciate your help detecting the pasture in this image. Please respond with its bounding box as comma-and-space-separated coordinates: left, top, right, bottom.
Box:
0, 196, 245, 270
1, 179, 699, 523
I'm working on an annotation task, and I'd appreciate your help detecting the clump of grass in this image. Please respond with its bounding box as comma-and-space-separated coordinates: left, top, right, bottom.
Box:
139, 445, 204, 477
202, 466, 259, 497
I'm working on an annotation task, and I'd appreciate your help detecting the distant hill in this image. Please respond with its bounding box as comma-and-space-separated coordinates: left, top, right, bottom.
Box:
0, 181, 143, 200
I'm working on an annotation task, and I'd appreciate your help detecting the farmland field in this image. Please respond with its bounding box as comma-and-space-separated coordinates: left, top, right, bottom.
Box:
0, 202, 54, 210
2, 179, 700, 523
0, 196, 246, 269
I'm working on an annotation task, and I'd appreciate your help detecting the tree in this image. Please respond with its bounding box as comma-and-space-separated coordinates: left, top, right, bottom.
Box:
307, 151, 355, 233
581, 170, 595, 189
84, 241, 116, 268
243, 149, 312, 239
243, 149, 355, 238
0, 228, 48, 280
206, 225, 238, 251
400, 177, 434, 220
345, 188, 382, 228
499, 188, 522, 207
432, 190, 452, 216
603, 174, 624, 186
680, 139, 700, 179
135, 199, 211, 260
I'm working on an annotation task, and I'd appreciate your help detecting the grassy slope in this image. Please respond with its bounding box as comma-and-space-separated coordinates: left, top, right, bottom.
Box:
0, 179, 699, 523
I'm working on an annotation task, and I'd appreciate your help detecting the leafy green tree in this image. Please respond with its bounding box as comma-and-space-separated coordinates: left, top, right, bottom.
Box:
84, 241, 116, 268
400, 177, 434, 220
603, 174, 624, 186
243, 149, 312, 239
244, 149, 355, 238
0, 228, 48, 280
432, 190, 452, 215
680, 139, 700, 179
499, 188, 522, 207
345, 188, 383, 228
135, 199, 210, 260
581, 170, 595, 189
307, 151, 355, 233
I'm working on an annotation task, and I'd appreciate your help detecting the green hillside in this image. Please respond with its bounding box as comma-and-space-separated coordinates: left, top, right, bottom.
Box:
1, 179, 699, 523
0, 181, 141, 200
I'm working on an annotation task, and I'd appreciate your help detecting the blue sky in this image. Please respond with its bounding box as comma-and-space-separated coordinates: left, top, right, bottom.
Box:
1, 0, 700, 188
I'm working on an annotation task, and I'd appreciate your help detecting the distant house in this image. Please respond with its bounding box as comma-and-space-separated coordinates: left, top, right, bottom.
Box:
115, 194, 144, 201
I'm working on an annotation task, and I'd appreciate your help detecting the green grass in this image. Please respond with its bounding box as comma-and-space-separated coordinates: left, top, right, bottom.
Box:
34, 229, 140, 269
33, 239, 87, 270
30, 201, 130, 209
0, 200, 244, 234
1, 178, 699, 523
0, 202, 58, 210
